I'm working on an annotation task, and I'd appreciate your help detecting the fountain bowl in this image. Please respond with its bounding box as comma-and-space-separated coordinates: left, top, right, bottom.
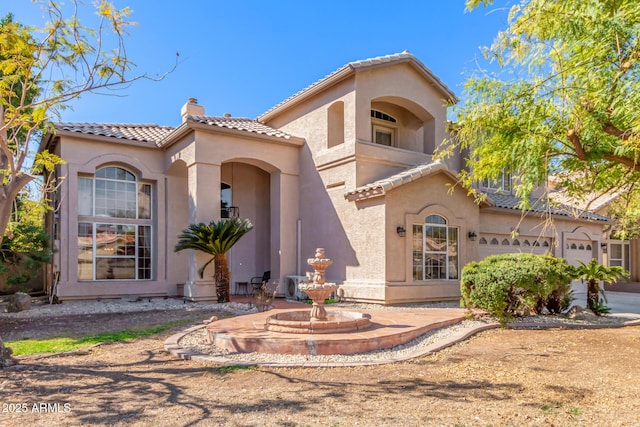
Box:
265, 310, 372, 334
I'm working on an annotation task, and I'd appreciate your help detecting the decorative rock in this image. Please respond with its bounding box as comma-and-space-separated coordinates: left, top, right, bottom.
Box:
566, 305, 599, 321
203, 315, 218, 324
6, 292, 31, 313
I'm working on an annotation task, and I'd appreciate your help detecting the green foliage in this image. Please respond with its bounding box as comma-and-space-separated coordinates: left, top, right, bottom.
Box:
461, 253, 573, 325
174, 218, 254, 277
442, 0, 640, 233
0, 192, 51, 291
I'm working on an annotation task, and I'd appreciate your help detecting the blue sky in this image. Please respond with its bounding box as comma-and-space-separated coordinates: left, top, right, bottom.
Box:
6, 1, 513, 127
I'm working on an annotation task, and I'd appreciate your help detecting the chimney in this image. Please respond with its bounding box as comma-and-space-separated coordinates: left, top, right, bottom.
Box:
181, 98, 205, 122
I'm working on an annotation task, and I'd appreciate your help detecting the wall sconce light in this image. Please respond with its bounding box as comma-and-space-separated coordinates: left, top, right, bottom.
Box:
601, 242, 607, 253
396, 226, 406, 237
468, 231, 477, 241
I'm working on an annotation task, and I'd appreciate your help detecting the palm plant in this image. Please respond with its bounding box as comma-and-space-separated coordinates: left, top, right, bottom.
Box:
175, 218, 253, 303
571, 258, 629, 315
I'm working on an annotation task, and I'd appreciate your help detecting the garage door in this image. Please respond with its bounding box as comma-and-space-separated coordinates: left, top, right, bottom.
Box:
564, 239, 595, 267
478, 234, 552, 260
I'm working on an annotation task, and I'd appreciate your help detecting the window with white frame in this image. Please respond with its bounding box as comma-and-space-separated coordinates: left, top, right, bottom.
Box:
77, 166, 153, 281
412, 214, 459, 280
481, 170, 512, 192
608, 241, 630, 271
371, 109, 397, 147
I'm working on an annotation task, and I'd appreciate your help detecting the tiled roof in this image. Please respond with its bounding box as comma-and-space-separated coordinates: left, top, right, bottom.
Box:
488, 193, 609, 222
56, 116, 293, 145
185, 115, 293, 139
259, 51, 456, 121
56, 123, 174, 144
345, 160, 455, 201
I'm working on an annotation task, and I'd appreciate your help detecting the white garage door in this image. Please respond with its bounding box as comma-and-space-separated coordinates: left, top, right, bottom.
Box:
478, 234, 552, 260
565, 239, 595, 267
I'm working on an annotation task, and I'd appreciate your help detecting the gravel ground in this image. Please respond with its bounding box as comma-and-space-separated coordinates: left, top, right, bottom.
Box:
0, 297, 257, 318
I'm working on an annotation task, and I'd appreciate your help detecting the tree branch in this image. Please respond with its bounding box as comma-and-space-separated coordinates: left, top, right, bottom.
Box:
567, 129, 587, 160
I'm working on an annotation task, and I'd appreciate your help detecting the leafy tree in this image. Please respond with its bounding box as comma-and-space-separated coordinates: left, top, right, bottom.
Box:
571, 258, 629, 314
0, 1, 174, 368
174, 218, 254, 303
441, 0, 640, 233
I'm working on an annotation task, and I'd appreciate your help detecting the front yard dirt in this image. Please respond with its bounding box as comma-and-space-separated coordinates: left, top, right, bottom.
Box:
1, 310, 640, 426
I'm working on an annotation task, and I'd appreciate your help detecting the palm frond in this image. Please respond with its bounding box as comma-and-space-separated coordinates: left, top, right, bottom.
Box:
174, 218, 254, 256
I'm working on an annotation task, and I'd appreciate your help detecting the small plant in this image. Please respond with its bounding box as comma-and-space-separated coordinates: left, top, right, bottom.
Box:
570, 258, 629, 315
253, 280, 279, 312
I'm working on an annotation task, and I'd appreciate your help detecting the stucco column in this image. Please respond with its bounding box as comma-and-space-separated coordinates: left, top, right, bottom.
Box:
184, 162, 221, 301
271, 171, 299, 293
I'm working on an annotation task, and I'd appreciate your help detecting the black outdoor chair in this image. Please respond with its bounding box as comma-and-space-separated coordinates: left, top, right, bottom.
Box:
250, 271, 270, 295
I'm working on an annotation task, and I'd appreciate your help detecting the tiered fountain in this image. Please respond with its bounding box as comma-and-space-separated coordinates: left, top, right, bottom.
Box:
264, 248, 371, 334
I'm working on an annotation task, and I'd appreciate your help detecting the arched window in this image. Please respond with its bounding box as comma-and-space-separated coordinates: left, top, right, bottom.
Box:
523, 240, 531, 246
479, 237, 488, 245
371, 109, 397, 147
77, 166, 153, 281
490, 238, 499, 245
586, 244, 592, 251
513, 239, 521, 246
501, 239, 510, 246
543, 241, 550, 247
412, 214, 458, 281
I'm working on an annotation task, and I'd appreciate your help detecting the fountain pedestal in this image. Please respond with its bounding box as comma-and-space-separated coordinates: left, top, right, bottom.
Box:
264, 248, 371, 334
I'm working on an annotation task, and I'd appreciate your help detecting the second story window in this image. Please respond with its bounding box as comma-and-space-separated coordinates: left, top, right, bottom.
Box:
482, 170, 512, 192
371, 109, 397, 147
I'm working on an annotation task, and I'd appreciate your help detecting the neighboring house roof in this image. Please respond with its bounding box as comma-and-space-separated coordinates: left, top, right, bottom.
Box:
55, 123, 174, 144
259, 51, 457, 122
184, 115, 293, 139
549, 189, 621, 213
344, 160, 461, 202
487, 193, 609, 222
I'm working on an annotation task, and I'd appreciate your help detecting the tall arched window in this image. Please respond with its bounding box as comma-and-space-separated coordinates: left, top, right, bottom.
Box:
412, 214, 459, 280
77, 166, 153, 281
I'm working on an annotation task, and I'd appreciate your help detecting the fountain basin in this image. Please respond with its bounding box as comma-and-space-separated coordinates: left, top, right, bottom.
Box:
265, 310, 372, 334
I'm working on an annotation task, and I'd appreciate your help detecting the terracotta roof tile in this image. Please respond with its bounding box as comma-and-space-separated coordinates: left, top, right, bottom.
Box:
185, 115, 292, 139
345, 160, 454, 201
56, 123, 174, 144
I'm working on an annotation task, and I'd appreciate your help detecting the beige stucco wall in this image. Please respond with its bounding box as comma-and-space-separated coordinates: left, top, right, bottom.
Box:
163, 128, 301, 298
263, 62, 461, 296
382, 173, 480, 303
54, 135, 171, 300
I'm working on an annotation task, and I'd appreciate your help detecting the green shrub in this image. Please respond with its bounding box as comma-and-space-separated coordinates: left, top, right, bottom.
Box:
461, 253, 573, 325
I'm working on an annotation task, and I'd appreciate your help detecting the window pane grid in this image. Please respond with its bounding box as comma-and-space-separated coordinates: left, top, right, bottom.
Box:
412, 216, 459, 281
77, 166, 153, 281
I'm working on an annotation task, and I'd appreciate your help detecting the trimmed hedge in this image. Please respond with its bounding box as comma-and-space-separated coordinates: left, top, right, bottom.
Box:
461, 253, 573, 325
